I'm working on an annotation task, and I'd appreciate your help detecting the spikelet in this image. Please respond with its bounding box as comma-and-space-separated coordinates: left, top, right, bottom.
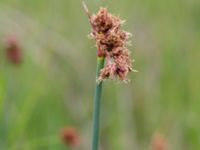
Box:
83, 3, 135, 82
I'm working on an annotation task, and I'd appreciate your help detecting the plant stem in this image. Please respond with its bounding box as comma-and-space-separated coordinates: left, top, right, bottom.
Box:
92, 56, 105, 150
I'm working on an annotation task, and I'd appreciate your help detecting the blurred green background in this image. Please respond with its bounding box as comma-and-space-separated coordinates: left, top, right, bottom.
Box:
0, 0, 200, 149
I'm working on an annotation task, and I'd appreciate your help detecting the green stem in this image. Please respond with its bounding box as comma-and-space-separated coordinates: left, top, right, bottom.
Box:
92, 56, 105, 150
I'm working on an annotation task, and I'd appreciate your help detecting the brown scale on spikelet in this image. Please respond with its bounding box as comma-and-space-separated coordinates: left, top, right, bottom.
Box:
90, 8, 121, 34
98, 61, 117, 81
83, 3, 136, 82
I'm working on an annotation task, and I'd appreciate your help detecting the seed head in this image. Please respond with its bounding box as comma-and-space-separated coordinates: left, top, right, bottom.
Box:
60, 127, 81, 148
151, 133, 168, 150
4, 35, 22, 65
83, 4, 135, 82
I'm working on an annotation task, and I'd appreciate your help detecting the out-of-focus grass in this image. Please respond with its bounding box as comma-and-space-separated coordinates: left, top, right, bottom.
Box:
0, 0, 200, 150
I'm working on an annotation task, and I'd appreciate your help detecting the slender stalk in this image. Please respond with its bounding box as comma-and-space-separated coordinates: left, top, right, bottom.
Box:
92, 56, 105, 150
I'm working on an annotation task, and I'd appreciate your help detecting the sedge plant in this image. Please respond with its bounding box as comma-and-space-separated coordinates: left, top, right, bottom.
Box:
83, 2, 135, 150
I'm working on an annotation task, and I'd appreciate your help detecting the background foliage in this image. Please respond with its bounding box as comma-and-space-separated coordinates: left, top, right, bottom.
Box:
0, 0, 200, 149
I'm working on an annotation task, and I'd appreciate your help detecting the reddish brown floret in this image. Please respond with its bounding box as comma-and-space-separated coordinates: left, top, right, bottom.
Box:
97, 62, 117, 82
5, 36, 22, 65
60, 127, 80, 148
151, 133, 169, 150
90, 8, 121, 34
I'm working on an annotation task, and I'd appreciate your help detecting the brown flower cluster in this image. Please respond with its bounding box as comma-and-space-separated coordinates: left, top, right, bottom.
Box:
60, 127, 80, 148
5, 35, 22, 65
89, 8, 135, 82
151, 133, 168, 150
